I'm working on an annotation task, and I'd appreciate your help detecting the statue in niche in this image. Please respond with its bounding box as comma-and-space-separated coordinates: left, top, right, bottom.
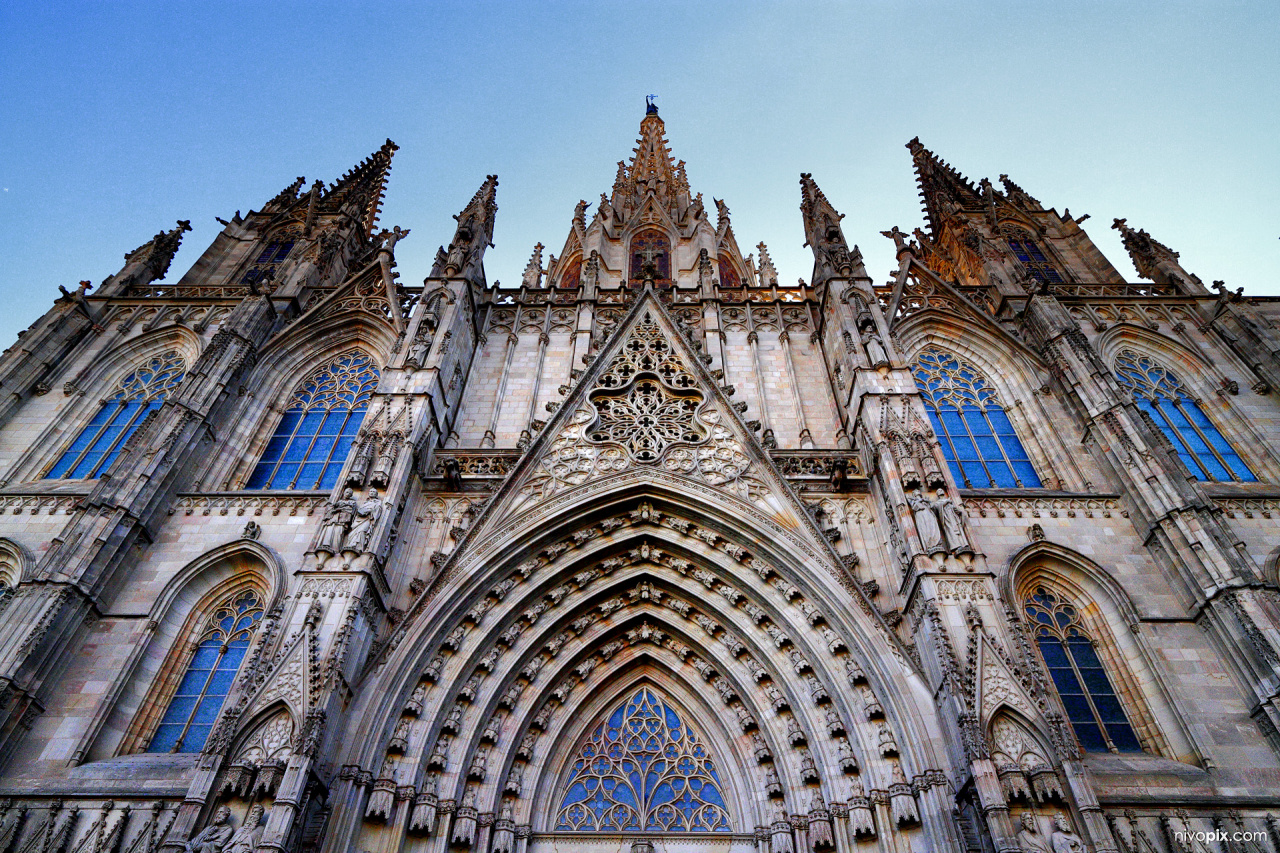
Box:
1017, 814, 1052, 853
343, 488, 384, 554
184, 806, 234, 853
316, 488, 356, 554
406, 328, 432, 367
1050, 814, 1086, 853
224, 805, 265, 853
907, 491, 944, 554
863, 330, 889, 368
935, 489, 971, 553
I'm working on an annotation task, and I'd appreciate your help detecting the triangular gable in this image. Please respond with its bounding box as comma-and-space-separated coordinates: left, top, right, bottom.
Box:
275, 254, 407, 339
450, 286, 831, 551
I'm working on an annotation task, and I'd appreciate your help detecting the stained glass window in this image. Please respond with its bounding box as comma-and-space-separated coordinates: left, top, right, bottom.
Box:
629, 230, 671, 284
246, 350, 379, 490
1024, 587, 1142, 754
911, 348, 1041, 488
1112, 349, 1254, 482
148, 589, 264, 753
241, 238, 295, 286
555, 688, 731, 832
1003, 228, 1063, 284
46, 351, 186, 480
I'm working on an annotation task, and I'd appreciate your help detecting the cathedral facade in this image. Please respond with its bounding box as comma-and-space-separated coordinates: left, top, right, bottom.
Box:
0, 104, 1277, 853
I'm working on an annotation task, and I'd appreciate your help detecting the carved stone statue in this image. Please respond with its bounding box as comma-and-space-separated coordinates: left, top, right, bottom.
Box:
224, 805, 265, 853
936, 489, 971, 553
907, 492, 945, 554
1050, 814, 1086, 853
184, 806, 234, 853
1017, 814, 1052, 853
864, 331, 889, 368
343, 488, 384, 554
406, 329, 432, 367
316, 488, 356, 554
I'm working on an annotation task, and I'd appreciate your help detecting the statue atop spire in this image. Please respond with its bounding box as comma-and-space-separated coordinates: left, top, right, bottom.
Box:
439, 175, 498, 284
799, 173, 853, 284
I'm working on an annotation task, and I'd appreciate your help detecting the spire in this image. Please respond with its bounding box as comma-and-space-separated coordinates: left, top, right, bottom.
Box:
756, 242, 778, 287
1111, 218, 1182, 283
440, 175, 499, 282
799, 173, 854, 283
522, 243, 545, 289
267, 176, 307, 209
906, 137, 982, 233
122, 220, 193, 282
318, 139, 399, 239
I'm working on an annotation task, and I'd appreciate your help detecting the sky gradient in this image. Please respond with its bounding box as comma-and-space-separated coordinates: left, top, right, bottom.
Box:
1, 2, 1277, 348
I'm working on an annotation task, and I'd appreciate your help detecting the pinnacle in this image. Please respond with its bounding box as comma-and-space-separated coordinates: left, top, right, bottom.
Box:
320, 139, 399, 239
904, 137, 981, 232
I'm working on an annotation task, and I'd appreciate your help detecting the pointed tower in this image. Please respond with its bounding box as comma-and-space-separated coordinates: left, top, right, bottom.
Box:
433, 175, 498, 286
1110, 217, 1205, 292
799, 172, 856, 287
159, 140, 398, 302
903, 138, 1124, 297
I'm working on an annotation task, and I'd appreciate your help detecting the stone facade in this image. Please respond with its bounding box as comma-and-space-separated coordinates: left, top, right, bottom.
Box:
0, 105, 1277, 853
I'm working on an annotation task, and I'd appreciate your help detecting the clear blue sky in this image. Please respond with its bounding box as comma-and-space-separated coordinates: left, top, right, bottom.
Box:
2, 2, 1276, 347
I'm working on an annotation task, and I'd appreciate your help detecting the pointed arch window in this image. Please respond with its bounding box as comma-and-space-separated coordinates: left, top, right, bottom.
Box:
1112, 349, 1254, 482
1024, 587, 1142, 753
241, 238, 295, 286
628, 230, 671, 284
911, 348, 1041, 488
246, 351, 379, 490
148, 589, 264, 753
555, 688, 731, 832
45, 350, 186, 480
1003, 227, 1063, 284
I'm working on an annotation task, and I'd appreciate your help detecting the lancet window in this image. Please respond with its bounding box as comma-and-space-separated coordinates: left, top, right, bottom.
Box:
147, 589, 264, 753
1112, 349, 1254, 482
246, 350, 379, 490
241, 238, 295, 286
46, 350, 187, 480
1024, 587, 1142, 753
1002, 227, 1063, 284
910, 348, 1040, 488
555, 688, 731, 832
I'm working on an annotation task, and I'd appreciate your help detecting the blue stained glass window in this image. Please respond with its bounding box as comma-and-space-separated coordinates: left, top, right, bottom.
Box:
241, 238, 295, 285
910, 348, 1041, 488
555, 688, 731, 832
1112, 349, 1254, 482
148, 590, 264, 753
246, 351, 379, 490
1004, 228, 1064, 284
1024, 587, 1143, 754
45, 351, 186, 480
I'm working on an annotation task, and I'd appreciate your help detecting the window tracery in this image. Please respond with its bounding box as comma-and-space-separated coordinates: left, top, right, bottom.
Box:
148, 589, 264, 753
246, 350, 379, 490
1002, 227, 1063, 284
910, 348, 1040, 488
555, 688, 731, 832
1023, 587, 1142, 754
1112, 348, 1254, 482
241, 237, 296, 286
46, 350, 187, 480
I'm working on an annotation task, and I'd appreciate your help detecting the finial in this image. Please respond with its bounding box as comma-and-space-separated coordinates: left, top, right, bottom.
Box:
646, 94, 658, 115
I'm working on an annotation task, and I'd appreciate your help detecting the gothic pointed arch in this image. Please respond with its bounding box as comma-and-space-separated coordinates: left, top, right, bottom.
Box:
47, 350, 186, 480
243, 349, 381, 491
109, 544, 280, 759
1008, 544, 1194, 761
909, 345, 1041, 488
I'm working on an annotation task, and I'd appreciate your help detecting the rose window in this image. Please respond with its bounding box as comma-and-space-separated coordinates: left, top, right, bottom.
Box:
590, 379, 704, 463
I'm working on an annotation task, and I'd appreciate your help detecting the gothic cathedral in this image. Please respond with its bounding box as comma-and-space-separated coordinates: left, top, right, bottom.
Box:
0, 104, 1277, 853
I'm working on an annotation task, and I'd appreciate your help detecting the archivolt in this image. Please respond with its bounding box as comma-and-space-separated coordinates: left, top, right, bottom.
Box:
340, 491, 945, 846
